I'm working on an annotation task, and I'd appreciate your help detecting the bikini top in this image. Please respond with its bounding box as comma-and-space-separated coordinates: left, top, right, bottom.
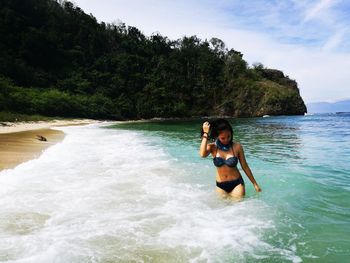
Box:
213, 144, 238, 168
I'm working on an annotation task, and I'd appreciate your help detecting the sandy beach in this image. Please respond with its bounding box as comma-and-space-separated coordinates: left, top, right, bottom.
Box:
0, 119, 97, 134
0, 119, 98, 170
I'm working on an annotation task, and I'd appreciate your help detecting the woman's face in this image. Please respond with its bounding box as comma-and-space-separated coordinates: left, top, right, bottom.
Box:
218, 130, 232, 145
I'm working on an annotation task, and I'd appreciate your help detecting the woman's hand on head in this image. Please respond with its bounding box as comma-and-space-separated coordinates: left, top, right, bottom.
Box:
202, 121, 210, 133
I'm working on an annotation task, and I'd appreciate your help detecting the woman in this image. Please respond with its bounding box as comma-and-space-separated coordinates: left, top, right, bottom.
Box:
199, 119, 261, 199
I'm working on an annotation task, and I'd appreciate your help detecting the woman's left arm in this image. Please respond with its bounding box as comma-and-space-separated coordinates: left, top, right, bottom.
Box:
237, 143, 262, 192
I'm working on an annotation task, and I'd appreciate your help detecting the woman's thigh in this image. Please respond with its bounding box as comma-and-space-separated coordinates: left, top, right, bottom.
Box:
229, 183, 245, 199
216, 187, 229, 197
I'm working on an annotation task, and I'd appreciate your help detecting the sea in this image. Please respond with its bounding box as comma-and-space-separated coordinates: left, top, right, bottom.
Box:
0, 114, 349, 263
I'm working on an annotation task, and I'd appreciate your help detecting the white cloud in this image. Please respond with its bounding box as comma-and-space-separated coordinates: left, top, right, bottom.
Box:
303, 0, 336, 23
322, 28, 346, 51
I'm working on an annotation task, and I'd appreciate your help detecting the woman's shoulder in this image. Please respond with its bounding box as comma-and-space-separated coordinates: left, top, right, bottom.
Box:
208, 142, 216, 148
233, 141, 243, 150
208, 142, 216, 150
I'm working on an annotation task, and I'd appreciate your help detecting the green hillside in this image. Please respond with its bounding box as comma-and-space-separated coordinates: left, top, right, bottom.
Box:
0, 0, 307, 120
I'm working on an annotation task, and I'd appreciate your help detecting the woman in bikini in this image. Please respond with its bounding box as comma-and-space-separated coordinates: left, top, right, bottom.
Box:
199, 119, 261, 199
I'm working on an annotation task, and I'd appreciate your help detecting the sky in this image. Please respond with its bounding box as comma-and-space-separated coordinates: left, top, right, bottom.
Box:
72, 0, 350, 104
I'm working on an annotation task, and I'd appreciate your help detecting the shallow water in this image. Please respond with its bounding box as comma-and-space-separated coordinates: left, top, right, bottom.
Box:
0, 115, 349, 262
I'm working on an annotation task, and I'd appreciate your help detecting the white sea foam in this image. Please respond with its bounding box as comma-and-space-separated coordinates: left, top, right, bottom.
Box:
0, 124, 300, 262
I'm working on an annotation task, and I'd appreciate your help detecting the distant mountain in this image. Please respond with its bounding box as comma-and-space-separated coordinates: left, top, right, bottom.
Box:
307, 100, 350, 113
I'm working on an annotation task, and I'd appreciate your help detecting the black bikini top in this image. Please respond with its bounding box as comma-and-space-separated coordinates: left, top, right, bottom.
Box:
213, 144, 238, 168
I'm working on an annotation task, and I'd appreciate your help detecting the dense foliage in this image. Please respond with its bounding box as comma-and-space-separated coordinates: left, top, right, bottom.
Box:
0, 0, 307, 120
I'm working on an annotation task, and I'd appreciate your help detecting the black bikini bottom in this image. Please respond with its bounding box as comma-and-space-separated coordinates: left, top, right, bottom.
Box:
216, 177, 244, 193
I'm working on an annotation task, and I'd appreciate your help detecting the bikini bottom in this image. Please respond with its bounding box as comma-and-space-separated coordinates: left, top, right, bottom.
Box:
216, 177, 244, 193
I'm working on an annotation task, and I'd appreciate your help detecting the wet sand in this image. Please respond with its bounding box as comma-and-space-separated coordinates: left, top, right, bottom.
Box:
0, 129, 65, 170
0, 119, 99, 171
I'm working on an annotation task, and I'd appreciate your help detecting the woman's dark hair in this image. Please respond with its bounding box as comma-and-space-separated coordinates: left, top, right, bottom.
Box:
200, 118, 233, 143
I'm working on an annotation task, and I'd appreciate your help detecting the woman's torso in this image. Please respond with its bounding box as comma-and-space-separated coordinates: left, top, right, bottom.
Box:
211, 143, 242, 182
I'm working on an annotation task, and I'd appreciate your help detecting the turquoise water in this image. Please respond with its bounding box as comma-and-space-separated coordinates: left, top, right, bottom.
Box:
110, 114, 350, 262
0, 114, 349, 262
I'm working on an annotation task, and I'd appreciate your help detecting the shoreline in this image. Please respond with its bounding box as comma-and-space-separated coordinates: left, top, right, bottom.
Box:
0, 119, 99, 171
0, 119, 98, 134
